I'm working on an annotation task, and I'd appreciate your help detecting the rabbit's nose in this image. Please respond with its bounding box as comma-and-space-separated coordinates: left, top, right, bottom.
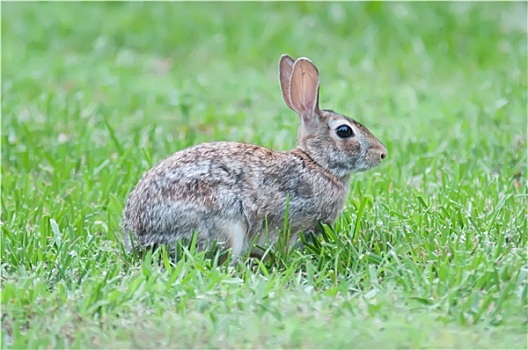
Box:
378, 146, 387, 160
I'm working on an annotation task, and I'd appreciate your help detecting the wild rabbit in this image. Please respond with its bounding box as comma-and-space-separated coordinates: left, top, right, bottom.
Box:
123, 54, 387, 259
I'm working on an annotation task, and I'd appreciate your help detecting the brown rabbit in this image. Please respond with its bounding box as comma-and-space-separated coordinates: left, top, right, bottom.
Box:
123, 54, 387, 259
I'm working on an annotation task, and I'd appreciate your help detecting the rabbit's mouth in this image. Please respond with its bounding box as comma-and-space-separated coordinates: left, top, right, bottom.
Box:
348, 149, 386, 173
364, 150, 387, 171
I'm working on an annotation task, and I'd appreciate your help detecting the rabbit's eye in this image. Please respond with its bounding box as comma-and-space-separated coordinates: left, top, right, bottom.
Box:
335, 125, 354, 139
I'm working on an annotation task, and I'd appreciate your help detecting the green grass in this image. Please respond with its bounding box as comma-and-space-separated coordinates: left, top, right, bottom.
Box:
2, 2, 527, 348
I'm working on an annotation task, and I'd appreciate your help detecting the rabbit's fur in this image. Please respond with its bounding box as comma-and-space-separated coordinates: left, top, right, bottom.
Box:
123, 55, 387, 259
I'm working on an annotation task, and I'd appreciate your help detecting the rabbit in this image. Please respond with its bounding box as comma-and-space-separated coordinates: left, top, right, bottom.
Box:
122, 54, 387, 260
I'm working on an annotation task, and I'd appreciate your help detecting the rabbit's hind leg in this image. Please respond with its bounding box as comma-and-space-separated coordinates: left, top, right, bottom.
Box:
211, 218, 249, 259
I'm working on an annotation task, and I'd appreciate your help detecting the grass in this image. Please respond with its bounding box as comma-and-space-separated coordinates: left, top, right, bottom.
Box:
2, 2, 527, 348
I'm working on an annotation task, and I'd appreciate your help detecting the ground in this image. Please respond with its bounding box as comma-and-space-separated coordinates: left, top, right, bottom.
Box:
2, 2, 527, 348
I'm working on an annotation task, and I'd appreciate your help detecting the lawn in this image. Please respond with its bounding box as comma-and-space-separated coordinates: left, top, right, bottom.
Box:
2, 2, 527, 349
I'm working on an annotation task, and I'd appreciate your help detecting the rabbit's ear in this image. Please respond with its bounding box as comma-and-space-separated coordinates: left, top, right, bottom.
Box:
290, 58, 320, 127
279, 54, 295, 111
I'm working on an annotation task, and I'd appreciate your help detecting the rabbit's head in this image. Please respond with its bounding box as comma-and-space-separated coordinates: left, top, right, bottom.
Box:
280, 55, 387, 179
